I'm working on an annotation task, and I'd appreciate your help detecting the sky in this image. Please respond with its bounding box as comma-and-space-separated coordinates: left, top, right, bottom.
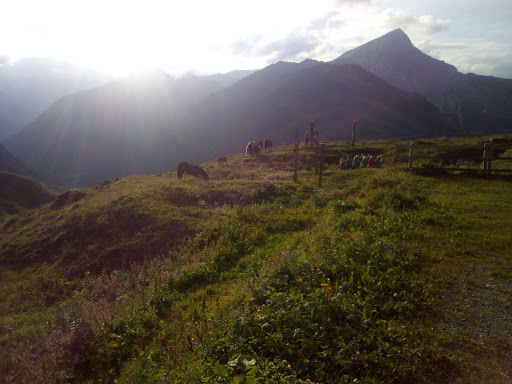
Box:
1, 0, 511, 78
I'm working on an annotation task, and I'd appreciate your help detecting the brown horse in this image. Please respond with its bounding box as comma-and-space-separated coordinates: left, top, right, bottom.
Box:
177, 161, 209, 180
264, 139, 273, 151
253, 145, 261, 157
246, 142, 254, 155
217, 156, 228, 166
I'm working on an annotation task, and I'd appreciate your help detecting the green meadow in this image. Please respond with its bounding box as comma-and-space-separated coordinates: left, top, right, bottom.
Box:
1, 137, 511, 383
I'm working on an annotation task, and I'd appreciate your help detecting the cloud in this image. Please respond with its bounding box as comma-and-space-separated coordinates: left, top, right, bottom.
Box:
257, 32, 320, 62
0, 55, 10, 67
451, 53, 512, 79
382, 9, 451, 36
333, 0, 377, 5
417, 40, 469, 58
230, 35, 263, 55
308, 11, 346, 31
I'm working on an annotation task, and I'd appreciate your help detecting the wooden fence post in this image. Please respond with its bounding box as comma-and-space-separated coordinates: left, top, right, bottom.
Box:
408, 142, 414, 170
318, 143, 325, 188
293, 139, 299, 183
310, 121, 315, 149
488, 143, 493, 177
351, 120, 357, 149
483, 143, 489, 177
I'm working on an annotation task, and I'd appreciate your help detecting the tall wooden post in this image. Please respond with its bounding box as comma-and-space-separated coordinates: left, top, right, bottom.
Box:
408, 142, 414, 170
314, 142, 319, 174
293, 127, 299, 183
483, 143, 489, 177
318, 144, 325, 188
310, 121, 315, 149
351, 120, 357, 149
488, 143, 493, 178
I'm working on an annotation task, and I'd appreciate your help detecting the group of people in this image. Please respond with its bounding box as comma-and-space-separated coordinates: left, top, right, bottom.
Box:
339, 154, 384, 169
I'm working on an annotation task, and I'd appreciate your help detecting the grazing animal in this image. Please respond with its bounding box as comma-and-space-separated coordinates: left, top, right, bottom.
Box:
217, 156, 228, 166
253, 145, 262, 157
177, 161, 209, 180
264, 139, 273, 151
246, 142, 254, 155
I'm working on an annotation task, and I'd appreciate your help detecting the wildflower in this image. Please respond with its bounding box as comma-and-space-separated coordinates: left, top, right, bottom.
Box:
282, 359, 288, 366
266, 299, 272, 305
281, 310, 286, 315
261, 322, 270, 329
162, 373, 167, 381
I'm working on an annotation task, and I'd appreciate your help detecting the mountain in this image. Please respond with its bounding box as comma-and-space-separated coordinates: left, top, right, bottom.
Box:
0, 143, 35, 176
0, 58, 115, 139
440, 73, 512, 135
331, 28, 512, 134
203, 69, 260, 87
0, 171, 56, 216
5, 60, 454, 187
4, 70, 223, 187
331, 29, 460, 104
184, 61, 454, 156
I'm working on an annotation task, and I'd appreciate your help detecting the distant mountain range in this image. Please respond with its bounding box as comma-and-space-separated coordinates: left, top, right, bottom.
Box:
331, 28, 512, 134
4, 29, 512, 188
0, 58, 116, 139
4, 70, 223, 187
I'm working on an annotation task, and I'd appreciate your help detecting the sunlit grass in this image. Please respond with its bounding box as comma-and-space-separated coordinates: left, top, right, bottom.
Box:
1, 136, 512, 383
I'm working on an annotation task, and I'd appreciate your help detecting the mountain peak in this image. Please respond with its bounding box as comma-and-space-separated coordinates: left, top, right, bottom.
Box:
330, 28, 459, 100
386, 28, 408, 38
379, 28, 413, 47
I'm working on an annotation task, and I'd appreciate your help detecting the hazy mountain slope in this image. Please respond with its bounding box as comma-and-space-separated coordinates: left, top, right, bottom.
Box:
0, 143, 34, 176
0, 58, 114, 139
440, 73, 512, 134
0, 171, 56, 216
331, 28, 512, 134
202, 69, 260, 87
4, 71, 222, 187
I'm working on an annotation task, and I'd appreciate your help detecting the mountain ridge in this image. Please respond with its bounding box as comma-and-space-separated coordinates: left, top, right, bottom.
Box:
330, 28, 512, 133
6, 28, 511, 187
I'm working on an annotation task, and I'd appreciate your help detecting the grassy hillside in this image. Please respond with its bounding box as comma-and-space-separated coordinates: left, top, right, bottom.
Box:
0, 171, 57, 216
1, 137, 511, 383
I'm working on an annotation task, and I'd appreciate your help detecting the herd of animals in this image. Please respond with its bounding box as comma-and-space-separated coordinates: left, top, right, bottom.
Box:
176, 138, 382, 180
245, 139, 273, 156
177, 139, 273, 180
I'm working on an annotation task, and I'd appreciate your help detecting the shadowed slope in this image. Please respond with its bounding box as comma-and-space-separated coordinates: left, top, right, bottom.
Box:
0, 171, 56, 216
